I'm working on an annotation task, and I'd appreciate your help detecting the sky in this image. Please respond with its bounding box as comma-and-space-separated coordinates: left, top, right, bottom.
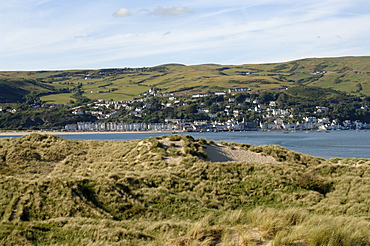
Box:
2, 0, 370, 71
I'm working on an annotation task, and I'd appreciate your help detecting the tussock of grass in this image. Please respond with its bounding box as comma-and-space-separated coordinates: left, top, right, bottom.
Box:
273, 214, 370, 246
249, 144, 324, 165
246, 207, 309, 236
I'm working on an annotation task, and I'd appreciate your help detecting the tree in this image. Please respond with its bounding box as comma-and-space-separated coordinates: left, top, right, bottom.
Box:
209, 104, 220, 114
23, 91, 40, 105
258, 91, 275, 104
235, 93, 248, 103
276, 93, 288, 106
185, 104, 198, 114
356, 83, 363, 92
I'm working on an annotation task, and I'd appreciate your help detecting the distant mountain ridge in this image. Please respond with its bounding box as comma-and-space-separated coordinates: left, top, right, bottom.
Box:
1, 56, 370, 103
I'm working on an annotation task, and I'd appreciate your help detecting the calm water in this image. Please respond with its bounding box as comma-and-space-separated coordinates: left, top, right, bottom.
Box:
1, 130, 369, 159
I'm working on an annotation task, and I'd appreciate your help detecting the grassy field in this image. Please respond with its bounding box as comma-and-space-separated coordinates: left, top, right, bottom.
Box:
0, 134, 369, 245
2, 56, 370, 103
40, 93, 75, 104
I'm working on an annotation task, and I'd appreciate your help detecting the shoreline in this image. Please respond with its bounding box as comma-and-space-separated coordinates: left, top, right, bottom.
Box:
0, 130, 174, 136
0, 128, 354, 137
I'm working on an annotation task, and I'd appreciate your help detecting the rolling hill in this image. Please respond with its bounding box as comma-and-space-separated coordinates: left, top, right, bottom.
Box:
1, 56, 370, 104
0, 134, 369, 245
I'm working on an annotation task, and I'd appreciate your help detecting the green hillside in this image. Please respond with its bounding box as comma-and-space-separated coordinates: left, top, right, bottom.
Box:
0, 134, 369, 245
0, 79, 52, 103
1, 56, 370, 104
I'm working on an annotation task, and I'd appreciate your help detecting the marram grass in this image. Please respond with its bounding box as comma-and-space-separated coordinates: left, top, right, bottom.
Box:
0, 133, 369, 245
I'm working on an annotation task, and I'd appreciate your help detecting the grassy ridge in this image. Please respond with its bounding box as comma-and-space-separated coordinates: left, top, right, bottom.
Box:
2, 56, 370, 103
0, 134, 369, 245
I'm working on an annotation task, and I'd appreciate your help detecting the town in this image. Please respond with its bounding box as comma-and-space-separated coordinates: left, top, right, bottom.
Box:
64, 87, 370, 132
65, 118, 369, 132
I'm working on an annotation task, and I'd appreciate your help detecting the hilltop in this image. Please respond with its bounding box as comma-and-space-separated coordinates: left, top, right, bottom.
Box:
1, 56, 370, 104
0, 134, 369, 245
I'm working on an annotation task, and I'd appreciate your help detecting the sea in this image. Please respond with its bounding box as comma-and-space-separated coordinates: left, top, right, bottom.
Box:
1, 130, 369, 159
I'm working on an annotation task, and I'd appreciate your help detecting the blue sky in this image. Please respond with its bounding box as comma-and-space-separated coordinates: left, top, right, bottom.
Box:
2, 0, 370, 70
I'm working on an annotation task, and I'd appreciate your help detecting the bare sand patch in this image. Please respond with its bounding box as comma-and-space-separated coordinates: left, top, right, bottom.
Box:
159, 138, 186, 166
205, 145, 278, 163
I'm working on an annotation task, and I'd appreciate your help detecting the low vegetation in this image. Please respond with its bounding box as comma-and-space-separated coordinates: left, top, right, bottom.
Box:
0, 134, 369, 245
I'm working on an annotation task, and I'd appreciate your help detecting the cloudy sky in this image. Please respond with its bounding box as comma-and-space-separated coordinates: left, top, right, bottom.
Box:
2, 0, 370, 70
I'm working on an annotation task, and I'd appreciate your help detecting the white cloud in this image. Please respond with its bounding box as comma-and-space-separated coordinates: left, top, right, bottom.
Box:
113, 8, 131, 17
35, 0, 53, 6
149, 6, 193, 16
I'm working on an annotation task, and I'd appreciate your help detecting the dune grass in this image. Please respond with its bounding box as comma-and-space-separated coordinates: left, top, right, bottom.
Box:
0, 134, 369, 245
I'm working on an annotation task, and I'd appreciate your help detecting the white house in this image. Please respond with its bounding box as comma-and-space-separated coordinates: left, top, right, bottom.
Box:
233, 110, 243, 117
228, 88, 250, 93
197, 108, 209, 114
192, 93, 209, 98
318, 118, 330, 124
272, 109, 290, 116
72, 110, 84, 115
315, 106, 328, 113
283, 122, 297, 129
260, 122, 277, 130
274, 118, 284, 126
304, 117, 318, 123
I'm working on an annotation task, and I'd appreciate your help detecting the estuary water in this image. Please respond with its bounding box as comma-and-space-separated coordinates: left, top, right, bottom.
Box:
1, 130, 369, 159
